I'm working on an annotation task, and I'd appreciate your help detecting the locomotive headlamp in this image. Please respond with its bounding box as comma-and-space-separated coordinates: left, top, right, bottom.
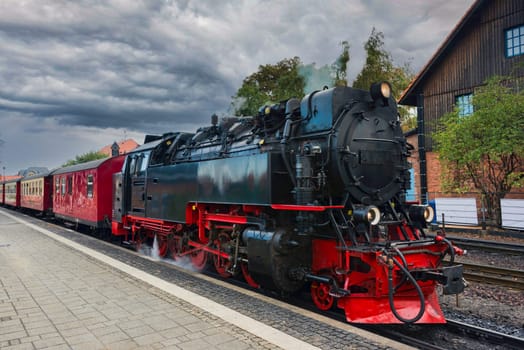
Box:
408, 205, 435, 224
370, 81, 392, 101
353, 205, 381, 226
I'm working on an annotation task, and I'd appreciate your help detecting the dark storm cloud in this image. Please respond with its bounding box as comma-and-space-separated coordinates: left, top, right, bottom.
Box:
0, 0, 475, 175
0, 0, 240, 132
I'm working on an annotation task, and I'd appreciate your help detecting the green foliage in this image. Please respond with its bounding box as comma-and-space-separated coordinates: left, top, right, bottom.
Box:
433, 75, 524, 224
352, 28, 413, 127
232, 57, 306, 116
62, 151, 108, 167
400, 108, 417, 132
332, 41, 350, 87
353, 28, 413, 97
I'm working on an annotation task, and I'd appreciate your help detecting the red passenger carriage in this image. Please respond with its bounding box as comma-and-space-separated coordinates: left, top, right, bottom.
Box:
20, 172, 53, 214
4, 178, 21, 207
0, 181, 4, 205
52, 156, 124, 228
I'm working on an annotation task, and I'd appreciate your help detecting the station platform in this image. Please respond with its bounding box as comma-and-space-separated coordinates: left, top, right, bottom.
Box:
0, 208, 412, 350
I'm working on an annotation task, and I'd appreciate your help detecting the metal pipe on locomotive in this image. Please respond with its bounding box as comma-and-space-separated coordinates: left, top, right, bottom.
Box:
112, 82, 465, 324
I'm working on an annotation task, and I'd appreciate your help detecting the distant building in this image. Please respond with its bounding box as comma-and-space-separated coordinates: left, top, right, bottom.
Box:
99, 139, 139, 157
18, 167, 49, 178
399, 0, 524, 201
1, 175, 21, 182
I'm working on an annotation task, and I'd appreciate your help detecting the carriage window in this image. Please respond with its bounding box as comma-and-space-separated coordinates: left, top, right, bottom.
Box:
61, 177, 66, 195
87, 175, 94, 198
56, 178, 60, 194
67, 176, 73, 195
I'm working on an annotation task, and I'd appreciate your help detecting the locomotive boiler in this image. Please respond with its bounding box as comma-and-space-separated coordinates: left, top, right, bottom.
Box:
112, 82, 465, 324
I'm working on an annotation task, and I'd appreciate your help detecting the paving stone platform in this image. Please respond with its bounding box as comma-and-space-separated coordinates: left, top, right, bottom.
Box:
0, 208, 411, 350
0, 211, 285, 350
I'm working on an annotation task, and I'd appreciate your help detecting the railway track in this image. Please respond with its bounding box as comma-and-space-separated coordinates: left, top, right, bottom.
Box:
446, 236, 524, 255
445, 318, 524, 350
460, 262, 524, 290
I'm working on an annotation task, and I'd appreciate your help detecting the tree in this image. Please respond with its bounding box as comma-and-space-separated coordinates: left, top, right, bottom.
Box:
352, 28, 413, 127
232, 57, 306, 116
62, 151, 108, 167
433, 75, 524, 225
332, 41, 350, 87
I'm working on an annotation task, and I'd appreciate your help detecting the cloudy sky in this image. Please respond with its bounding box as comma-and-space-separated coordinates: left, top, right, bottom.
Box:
0, 0, 475, 175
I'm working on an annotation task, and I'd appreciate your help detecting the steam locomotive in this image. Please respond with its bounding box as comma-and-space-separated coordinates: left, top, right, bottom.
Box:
111, 82, 465, 324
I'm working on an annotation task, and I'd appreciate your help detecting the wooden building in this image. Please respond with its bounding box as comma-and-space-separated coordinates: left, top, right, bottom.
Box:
399, 0, 524, 201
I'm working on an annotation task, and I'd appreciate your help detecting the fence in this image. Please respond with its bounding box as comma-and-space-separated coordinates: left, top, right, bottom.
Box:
407, 192, 524, 230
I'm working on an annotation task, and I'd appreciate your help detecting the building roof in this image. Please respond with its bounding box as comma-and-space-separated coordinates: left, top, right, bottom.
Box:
99, 139, 139, 156
1, 175, 22, 183
399, 0, 484, 106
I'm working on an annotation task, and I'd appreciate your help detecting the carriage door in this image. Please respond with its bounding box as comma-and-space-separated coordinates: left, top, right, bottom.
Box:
130, 151, 150, 216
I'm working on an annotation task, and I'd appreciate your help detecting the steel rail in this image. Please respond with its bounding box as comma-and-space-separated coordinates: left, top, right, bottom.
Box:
460, 262, 524, 290
446, 318, 524, 350
446, 236, 524, 254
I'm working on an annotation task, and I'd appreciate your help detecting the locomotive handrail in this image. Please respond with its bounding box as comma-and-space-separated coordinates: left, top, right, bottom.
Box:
352, 138, 399, 144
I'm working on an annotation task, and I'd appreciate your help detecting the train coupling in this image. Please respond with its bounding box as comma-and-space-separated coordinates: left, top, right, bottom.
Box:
442, 264, 465, 294
409, 264, 465, 295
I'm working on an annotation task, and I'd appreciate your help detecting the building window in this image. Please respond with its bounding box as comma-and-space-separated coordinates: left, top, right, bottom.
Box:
506, 25, 523, 57
87, 175, 94, 198
456, 93, 473, 117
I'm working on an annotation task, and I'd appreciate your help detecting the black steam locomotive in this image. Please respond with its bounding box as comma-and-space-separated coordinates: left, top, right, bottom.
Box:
112, 82, 464, 324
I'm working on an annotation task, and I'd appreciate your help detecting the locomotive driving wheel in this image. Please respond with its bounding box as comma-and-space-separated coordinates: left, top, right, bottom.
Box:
152, 234, 169, 258
311, 281, 335, 311
133, 229, 146, 253
167, 236, 181, 261
213, 233, 232, 278
240, 262, 260, 288
190, 249, 208, 271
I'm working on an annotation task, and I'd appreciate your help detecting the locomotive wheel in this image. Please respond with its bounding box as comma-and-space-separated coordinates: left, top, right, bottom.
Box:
213, 233, 232, 278
311, 281, 335, 311
168, 237, 181, 260
155, 235, 169, 258
134, 230, 147, 253
213, 254, 232, 278
240, 262, 260, 288
191, 249, 208, 271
